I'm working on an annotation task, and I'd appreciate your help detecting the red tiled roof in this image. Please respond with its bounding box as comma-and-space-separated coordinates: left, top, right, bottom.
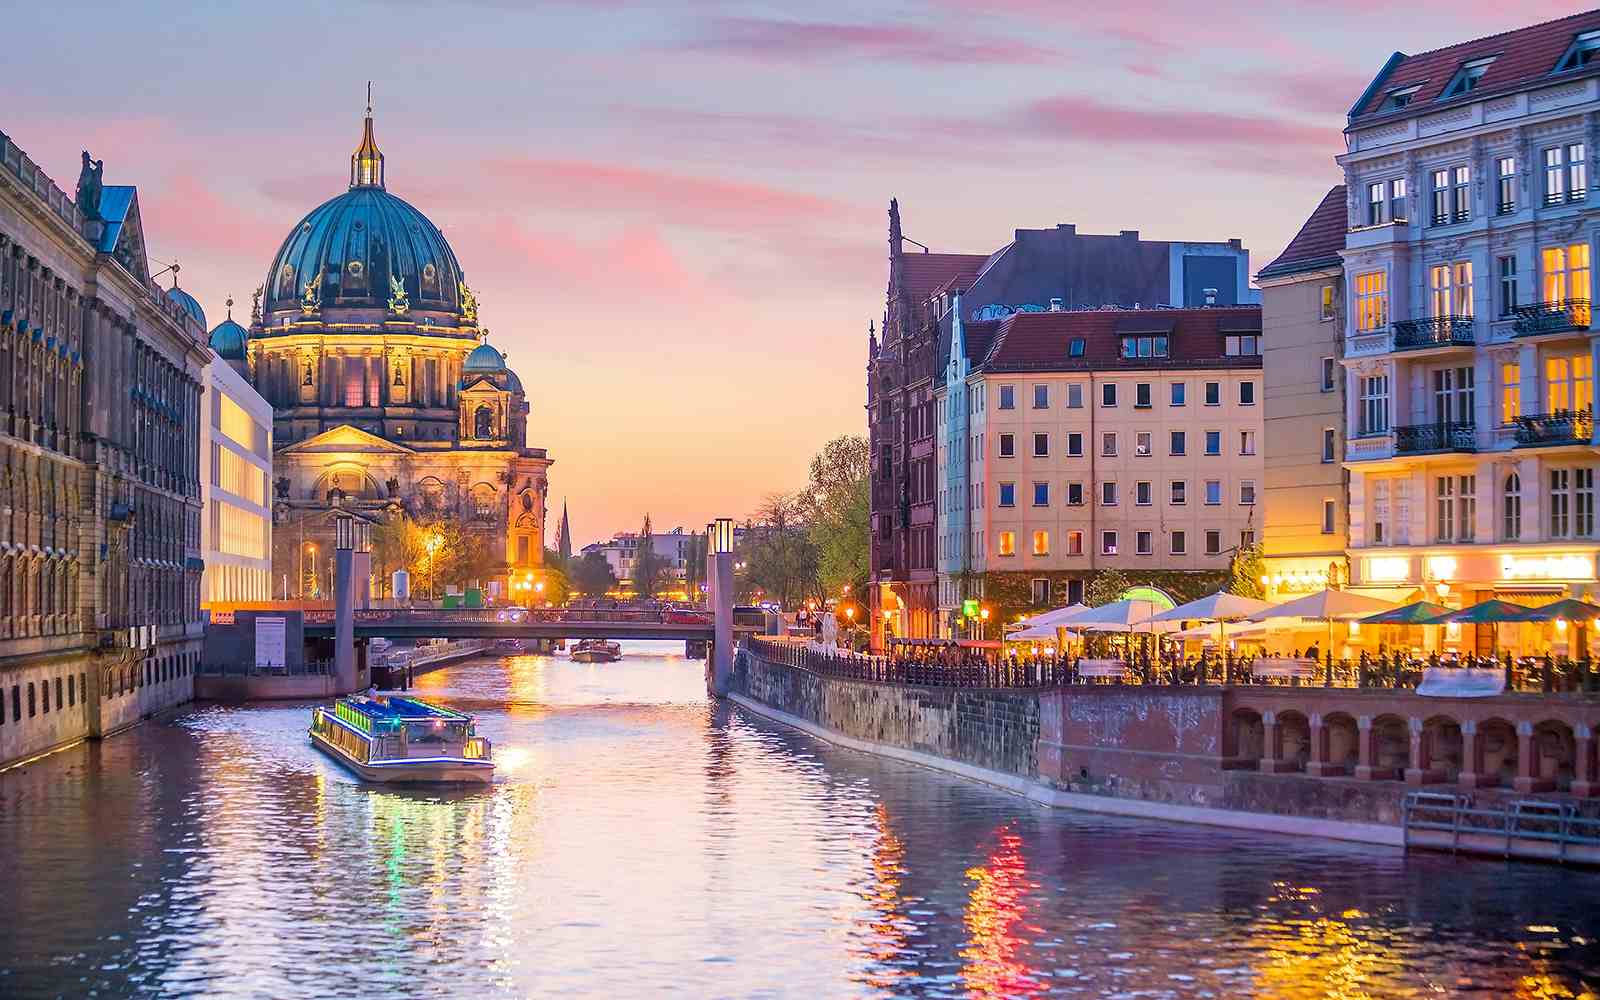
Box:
978, 306, 1262, 373
961, 319, 1001, 365
1353, 10, 1600, 120
898, 252, 991, 300
1258, 185, 1347, 280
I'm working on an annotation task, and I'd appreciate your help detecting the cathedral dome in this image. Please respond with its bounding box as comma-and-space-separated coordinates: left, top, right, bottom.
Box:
167, 286, 206, 328
209, 319, 248, 361
260, 111, 467, 323
463, 341, 506, 372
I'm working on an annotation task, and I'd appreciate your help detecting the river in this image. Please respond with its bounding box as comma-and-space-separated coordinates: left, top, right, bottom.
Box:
2, 642, 1598, 998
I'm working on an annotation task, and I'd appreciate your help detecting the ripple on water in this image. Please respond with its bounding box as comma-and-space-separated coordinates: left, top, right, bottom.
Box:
2, 644, 1600, 998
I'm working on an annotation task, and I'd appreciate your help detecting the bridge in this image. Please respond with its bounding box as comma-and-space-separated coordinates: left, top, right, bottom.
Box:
299, 608, 762, 643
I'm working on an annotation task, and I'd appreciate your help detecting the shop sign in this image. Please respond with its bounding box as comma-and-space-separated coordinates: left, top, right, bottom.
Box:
1365, 556, 1411, 582
1499, 553, 1595, 581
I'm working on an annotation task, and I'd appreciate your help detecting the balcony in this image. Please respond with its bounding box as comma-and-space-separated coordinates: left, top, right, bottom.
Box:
1513, 299, 1592, 337
1392, 316, 1474, 351
1514, 408, 1594, 448
1394, 421, 1477, 454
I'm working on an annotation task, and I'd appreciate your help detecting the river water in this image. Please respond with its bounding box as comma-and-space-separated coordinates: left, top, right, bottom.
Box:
2, 642, 1599, 999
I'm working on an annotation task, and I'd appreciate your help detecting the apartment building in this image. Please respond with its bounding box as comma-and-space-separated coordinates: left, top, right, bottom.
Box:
200, 350, 273, 606
1337, 11, 1600, 632
1259, 186, 1351, 598
935, 304, 1264, 630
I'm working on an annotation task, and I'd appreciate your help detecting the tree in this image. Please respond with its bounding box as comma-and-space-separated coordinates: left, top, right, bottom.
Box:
682, 530, 707, 603
632, 513, 669, 598
742, 492, 821, 608
572, 551, 618, 597
1085, 567, 1132, 608
798, 435, 870, 598
1228, 542, 1266, 600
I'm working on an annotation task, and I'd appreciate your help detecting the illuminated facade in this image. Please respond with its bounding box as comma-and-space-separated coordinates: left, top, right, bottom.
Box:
1337, 11, 1600, 640
200, 347, 272, 605
1258, 186, 1350, 598
934, 304, 1264, 632
0, 129, 207, 767
242, 107, 550, 592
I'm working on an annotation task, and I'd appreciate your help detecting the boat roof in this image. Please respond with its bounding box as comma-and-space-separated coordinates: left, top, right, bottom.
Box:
342, 695, 470, 722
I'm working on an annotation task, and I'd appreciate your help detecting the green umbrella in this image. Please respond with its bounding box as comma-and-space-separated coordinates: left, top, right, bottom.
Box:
1510, 598, 1600, 623
1431, 599, 1535, 624
1357, 600, 1454, 626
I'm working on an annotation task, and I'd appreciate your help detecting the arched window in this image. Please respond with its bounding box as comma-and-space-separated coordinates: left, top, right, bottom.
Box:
474, 405, 493, 439
471, 485, 496, 520
1504, 472, 1521, 540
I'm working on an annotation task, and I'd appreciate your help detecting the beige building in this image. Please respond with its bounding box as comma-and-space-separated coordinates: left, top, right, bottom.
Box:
1259, 186, 1350, 598
937, 305, 1263, 620
1335, 12, 1600, 642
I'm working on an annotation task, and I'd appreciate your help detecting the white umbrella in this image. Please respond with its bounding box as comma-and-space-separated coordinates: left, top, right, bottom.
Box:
1006, 623, 1064, 641
1015, 603, 1092, 629
1071, 599, 1159, 629
1151, 591, 1276, 660
1149, 591, 1275, 623
1245, 588, 1400, 661
1170, 621, 1268, 641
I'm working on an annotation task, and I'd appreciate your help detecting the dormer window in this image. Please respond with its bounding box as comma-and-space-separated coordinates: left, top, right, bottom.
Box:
1068, 338, 1086, 358
1441, 57, 1494, 99
1383, 85, 1422, 111
1555, 30, 1600, 73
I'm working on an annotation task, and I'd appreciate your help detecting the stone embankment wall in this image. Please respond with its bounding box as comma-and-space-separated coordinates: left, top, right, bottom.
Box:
734, 649, 1040, 778
736, 645, 1600, 836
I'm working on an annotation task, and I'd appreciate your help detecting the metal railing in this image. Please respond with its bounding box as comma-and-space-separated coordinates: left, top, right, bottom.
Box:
303, 607, 706, 626
1513, 408, 1594, 447
1394, 421, 1476, 454
745, 639, 1600, 696
1403, 792, 1600, 863
1392, 315, 1474, 350
1512, 299, 1591, 336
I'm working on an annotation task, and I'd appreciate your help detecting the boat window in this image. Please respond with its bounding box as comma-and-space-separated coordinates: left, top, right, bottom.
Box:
407, 721, 462, 744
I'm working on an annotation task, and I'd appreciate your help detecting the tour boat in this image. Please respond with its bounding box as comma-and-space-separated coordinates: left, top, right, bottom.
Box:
309, 695, 494, 784
570, 639, 623, 663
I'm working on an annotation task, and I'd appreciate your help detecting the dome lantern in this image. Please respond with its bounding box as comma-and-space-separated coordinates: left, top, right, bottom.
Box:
350, 85, 384, 190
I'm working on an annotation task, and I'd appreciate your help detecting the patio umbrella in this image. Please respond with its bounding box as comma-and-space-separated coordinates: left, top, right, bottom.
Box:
1430, 599, 1534, 624
1246, 588, 1400, 660
1150, 591, 1276, 657
1015, 603, 1092, 629
1509, 598, 1600, 623
1357, 600, 1455, 626
1070, 599, 1159, 629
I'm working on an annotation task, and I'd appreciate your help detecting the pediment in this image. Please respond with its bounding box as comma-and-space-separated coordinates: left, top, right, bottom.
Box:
460, 377, 503, 394
277, 424, 415, 456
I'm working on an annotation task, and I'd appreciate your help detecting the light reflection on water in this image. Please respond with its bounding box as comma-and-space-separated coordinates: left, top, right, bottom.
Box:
1, 639, 1598, 998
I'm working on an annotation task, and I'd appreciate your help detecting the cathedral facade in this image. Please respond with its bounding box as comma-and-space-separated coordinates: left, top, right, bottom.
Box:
218, 109, 550, 595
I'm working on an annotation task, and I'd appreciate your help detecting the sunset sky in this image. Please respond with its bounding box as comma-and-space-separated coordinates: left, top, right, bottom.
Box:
5, 1, 1585, 546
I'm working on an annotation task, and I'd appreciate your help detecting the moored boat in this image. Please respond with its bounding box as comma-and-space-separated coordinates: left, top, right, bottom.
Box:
570, 639, 622, 663
310, 695, 493, 784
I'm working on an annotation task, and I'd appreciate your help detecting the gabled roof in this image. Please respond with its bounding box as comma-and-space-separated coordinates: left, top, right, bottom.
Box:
277, 424, 415, 456
1258, 186, 1347, 280
1351, 10, 1600, 121
898, 252, 991, 300
975, 306, 1262, 374
96, 186, 150, 281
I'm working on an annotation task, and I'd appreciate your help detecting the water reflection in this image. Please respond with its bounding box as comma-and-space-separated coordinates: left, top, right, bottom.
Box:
1, 643, 1598, 998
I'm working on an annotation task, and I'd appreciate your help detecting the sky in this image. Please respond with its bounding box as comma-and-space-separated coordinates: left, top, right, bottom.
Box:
4, 0, 1587, 547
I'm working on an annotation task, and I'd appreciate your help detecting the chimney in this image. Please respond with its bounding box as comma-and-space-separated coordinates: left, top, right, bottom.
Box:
1049, 297, 1063, 312
1056, 223, 1076, 234
1203, 288, 1218, 306
1120, 229, 1139, 240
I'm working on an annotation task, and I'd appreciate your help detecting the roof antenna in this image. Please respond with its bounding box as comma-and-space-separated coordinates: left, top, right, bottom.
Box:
225, 296, 234, 320
366, 81, 372, 116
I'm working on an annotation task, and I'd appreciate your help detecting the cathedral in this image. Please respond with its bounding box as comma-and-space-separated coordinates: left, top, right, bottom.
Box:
212, 105, 551, 595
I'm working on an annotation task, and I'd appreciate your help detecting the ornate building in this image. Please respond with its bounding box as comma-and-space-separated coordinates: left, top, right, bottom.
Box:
0, 130, 207, 767
235, 107, 551, 594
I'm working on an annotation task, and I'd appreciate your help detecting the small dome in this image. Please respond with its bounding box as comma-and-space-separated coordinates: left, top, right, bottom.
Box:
209, 317, 249, 360
168, 286, 206, 328
505, 368, 523, 393
464, 342, 505, 372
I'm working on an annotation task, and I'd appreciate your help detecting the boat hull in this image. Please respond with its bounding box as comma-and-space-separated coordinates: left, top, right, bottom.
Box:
569, 651, 621, 663
311, 730, 494, 784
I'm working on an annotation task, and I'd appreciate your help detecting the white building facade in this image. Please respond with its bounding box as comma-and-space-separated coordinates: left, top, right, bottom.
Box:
200, 353, 272, 605
1339, 12, 1600, 644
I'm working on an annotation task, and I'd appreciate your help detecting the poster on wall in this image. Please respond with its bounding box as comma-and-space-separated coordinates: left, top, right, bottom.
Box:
1416, 666, 1505, 698
255, 616, 287, 669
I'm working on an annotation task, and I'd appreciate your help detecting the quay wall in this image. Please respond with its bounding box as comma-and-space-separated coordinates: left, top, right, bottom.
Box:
735, 645, 1600, 842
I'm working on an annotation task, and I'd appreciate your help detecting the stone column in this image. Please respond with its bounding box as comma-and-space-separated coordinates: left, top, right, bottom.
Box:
1513, 720, 1555, 793
710, 550, 734, 696
1260, 710, 1297, 773
1458, 719, 1495, 788
1404, 716, 1444, 785
1572, 725, 1596, 797
1306, 713, 1339, 777
334, 545, 357, 694
1353, 715, 1397, 781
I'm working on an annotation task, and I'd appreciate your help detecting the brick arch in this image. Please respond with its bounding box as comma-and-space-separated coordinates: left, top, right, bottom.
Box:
1474, 717, 1519, 787
1228, 708, 1264, 767
1274, 710, 1312, 772
1421, 714, 1464, 782
1365, 713, 1409, 780
1532, 719, 1578, 791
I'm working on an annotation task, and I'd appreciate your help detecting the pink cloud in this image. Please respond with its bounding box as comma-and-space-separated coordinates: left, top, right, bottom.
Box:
675, 16, 1060, 65
1011, 95, 1341, 162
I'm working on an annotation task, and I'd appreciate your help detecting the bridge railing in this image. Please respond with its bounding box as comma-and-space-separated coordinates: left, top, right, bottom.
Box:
199, 658, 334, 677
745, 639, 1600, 696
304, 608, 702, 626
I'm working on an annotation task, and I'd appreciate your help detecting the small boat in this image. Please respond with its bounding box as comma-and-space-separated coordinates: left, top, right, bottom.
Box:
310, 695, 493, 784
494, 638, 525, 652
570, 639, 622, 663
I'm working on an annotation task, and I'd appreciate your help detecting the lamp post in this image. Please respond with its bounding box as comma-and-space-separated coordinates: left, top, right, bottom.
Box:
333, 512, 357, 692
709, 516, 735, 696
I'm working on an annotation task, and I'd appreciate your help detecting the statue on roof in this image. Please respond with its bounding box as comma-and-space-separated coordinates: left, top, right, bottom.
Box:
458, 281, 479, 325
76, 151, 104, 220
301, 269, 323, 315
387, 273, 409, 316
250, 285, 263, 325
